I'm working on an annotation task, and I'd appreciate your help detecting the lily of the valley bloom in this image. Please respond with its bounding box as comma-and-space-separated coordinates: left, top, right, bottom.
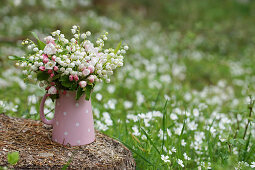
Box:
44, 43, 56, 55
16, 25, 127, 100
45, 61, 56, 69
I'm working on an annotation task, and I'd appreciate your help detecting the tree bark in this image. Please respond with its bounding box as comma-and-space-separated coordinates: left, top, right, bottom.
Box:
0, 114, 135, 169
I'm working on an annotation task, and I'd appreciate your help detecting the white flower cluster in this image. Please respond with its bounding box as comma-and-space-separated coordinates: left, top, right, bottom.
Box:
16, 25, 128, 97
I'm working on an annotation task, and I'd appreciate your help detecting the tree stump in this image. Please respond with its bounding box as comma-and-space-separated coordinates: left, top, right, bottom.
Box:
0, 114, 135, 169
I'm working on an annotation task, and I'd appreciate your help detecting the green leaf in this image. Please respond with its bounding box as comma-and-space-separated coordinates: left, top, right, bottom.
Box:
51, 74, 60, 81
49, 94, 59, 102
60, 75, 69, 82
60, 75, 74, 88
8, 55, 27, 61
7, 152, 19, 165
229, 138, 235, 145
37, 71, 49, 81
31, 32, 46, 50
62, 159, 72, 170
61, 81, 73, 88
76, 87, 83, 100
114, 41, 122, 54
85, 85, 93, 100
70, 83, 78, 90
237, 138, 246, 145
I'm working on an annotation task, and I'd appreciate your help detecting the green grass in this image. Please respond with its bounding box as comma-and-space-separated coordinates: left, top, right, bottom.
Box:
1, 0, 255, 169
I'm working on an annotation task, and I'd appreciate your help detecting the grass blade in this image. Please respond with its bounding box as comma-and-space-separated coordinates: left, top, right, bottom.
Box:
112, 136, 153, 165
161, 100, 168, 152
243, 132, 251, 161
141, 127, 161, 155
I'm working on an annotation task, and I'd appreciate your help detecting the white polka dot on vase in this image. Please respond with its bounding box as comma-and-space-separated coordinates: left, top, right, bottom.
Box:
66, 93, 70, 97
55, 139, 58, 142
75, 103, 79, 107
57, 102, 60, 106
75, 122, 80, 127
85, 109, 88, 114
56, 121, 59, 126
64, 131, 68, 136
63, 112, 67, 116
88, 128, 90, 132
77, 140, 80, 144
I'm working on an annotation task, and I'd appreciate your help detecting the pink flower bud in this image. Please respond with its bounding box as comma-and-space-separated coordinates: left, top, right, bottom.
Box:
80, 67, 86, 71
45, 86, 50, 90
82, 69, 90, 76
62, 90, 67, 95
69, 75, 74, 81
53, 66, 58, 71
79, 81, 87, 88
50, 82, 55, 85
42, 54, 48, 58
88, 65, 95, 73
50, 73, 54, 78
39, 66, 45, 71
87, 75, 95, 83
44, 36, 56, 45
48, 69, 53, 74
52, 55, 56, 61
43, 57, 49, 64
74, 75, 79, 81
48, 86, 57, 94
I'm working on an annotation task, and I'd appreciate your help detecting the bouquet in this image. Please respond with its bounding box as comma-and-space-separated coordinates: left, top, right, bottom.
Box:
9, 25, 128, 100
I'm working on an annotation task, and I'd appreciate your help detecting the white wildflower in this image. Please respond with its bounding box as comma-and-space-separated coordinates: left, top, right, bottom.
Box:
161, 155, 170, 163
177, 159, 184, 167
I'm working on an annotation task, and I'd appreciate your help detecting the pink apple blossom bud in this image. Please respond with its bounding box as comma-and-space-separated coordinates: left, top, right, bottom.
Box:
50, 73, 54, 78
48, 69, 53, 74
44, 36, 56, 45
39, 66, 45, 71
43, 57, 49, 64
48, 86, 57, 94
69, 75, 74, 81
80, 67, 86, 71
79, 81, 87, 88
53, 66, 58, 71
52, 55, 56, 61
74, 75, 79, 81
87, 75, 95, 83
42, 54, 48, 58
88, 65, 95, 73
45, 86, 50, 90
50, 82, 55, 85
82, 69, 90, 76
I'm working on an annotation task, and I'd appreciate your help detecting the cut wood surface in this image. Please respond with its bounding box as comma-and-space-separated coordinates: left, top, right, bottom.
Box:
0, 114, 135, 169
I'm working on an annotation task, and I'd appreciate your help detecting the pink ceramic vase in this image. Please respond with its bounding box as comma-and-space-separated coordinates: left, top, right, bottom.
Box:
40, 91, 95, 146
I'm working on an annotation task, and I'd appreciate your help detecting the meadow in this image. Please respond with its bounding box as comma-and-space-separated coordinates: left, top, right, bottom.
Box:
1, 0, 255, 169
